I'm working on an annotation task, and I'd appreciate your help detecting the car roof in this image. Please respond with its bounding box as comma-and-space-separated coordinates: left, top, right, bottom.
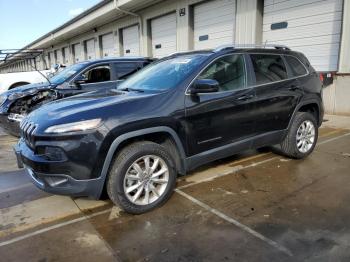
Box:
167, 45, 300, 58
77, 56, 155, 65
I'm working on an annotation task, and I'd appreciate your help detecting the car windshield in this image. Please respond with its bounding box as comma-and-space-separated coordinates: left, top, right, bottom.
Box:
49, 63, 87, 84
118, 54, 209, 91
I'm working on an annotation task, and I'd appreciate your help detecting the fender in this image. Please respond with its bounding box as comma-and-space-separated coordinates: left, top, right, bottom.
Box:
94, 126, 187, 198
287, 98, 322, 130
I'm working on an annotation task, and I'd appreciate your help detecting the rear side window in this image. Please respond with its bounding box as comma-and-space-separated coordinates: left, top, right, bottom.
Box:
113, 62, 140, 80
284, 56, 307, 77
250, 54, 287, 85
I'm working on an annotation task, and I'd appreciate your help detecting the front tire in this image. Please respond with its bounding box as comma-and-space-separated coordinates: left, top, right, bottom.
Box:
107, 141, 177, 214
280, 112, 318, 159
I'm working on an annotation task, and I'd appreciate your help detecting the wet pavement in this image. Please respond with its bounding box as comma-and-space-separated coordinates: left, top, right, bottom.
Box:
0, 118, 350, 262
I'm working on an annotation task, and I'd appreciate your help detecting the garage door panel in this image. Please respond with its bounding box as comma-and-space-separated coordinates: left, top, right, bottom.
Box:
151, 21, 176, 36
264, 0, 343, 13
122, 25, 140, 56
263, 0, 343, 72
264, 4, 342, 24
193, 0, 235, 50
86, 39, 96, 60
194, 9, 235, 23
195, 23, 234, 35
151, 13, 177, 58
73, 44, 82, 63
273, 35, 341, 48
263, 21, 342, 41
263, 12, 342, 31
195, 0, 233, 12
102, 33, 114, 57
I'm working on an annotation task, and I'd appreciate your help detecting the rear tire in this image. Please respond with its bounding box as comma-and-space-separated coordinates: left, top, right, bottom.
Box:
107, 141, 177, 214
280, 112, 318, 159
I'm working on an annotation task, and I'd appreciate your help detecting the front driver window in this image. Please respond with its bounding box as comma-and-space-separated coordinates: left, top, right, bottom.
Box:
81, 65, 111, 83
198, 54, 246, 91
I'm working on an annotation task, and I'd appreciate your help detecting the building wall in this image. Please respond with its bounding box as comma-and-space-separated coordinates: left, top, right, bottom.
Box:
0, 0, 262, 73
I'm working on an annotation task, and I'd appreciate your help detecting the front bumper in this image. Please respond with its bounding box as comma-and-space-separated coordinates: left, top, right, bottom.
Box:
14, 140, 105, 199
0, 113, 21, 137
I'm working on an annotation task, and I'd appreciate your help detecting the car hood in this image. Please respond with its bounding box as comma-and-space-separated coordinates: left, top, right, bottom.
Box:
28, 89, 163, 126
3, 82, 54, 96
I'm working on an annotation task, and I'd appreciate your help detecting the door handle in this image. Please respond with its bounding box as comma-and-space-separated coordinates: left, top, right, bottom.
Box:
236, 94, 254, 101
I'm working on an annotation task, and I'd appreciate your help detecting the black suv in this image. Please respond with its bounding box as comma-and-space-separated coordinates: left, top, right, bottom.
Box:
15, 46, 324, 214
0, 57, 154, 136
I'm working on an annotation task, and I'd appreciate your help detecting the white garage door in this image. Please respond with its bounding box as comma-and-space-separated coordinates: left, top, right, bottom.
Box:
102, 33, 115, 57
194, 0, 236, 50
263, 0, 343, 72
73, 43, 82, 63
49, 52, 55, 66
122, 25, 140, 56
63, 47, 70, 65
56, 49, 63, 64
151, 13, 177, 58
86, 39, 96, 60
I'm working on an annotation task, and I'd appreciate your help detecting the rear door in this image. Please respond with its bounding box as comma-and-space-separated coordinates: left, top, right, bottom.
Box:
185, 54, 256, 156
112, 62, 142, 81
249, 53, 304, 138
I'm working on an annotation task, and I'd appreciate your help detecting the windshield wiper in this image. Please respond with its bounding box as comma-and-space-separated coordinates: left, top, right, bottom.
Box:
119, 87, 144, 92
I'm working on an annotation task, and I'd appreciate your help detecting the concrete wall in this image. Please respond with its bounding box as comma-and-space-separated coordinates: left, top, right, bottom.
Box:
323, 75, 350, 116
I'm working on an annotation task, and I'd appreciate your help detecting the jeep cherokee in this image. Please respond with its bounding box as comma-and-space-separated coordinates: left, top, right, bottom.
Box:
15, 45, 324, 214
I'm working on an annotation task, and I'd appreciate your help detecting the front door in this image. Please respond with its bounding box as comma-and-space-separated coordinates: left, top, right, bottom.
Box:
184, 54, 256, 156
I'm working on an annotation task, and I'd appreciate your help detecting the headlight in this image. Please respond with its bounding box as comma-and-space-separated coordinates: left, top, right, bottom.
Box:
8, 89, 37, 101
44, 119, 101, 134
0, 95, 6, 106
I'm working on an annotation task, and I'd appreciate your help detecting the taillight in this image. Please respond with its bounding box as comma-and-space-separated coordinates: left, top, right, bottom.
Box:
319, 73, 324, 82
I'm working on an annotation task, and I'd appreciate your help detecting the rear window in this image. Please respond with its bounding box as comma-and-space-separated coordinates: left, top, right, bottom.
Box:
284, 56, 307, 77
250, 54, 288, 85
113, 62, 140, 80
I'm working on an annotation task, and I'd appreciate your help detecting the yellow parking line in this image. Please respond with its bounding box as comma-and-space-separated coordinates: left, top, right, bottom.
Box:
230, 152, 272, 166
319, 129, 343, 138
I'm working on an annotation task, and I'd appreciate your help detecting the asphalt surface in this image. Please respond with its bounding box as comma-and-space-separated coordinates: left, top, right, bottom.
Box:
0, 118, 350, 262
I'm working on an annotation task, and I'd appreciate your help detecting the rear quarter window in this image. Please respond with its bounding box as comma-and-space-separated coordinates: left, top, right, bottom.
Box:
284, 56, 308, 77
250, 54, 288, 85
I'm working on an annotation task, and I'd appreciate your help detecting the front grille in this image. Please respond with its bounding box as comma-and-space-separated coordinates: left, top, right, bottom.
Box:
20, 119, 37, 149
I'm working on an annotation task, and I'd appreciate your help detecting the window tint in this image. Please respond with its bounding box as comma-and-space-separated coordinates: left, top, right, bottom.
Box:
284, 56, 307, 77
198, 54, 246, 91
113, 62, 140, 80
250, 54, 287, 85
81, 65, 111, 83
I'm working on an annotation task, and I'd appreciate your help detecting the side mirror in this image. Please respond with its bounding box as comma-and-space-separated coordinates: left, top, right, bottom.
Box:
73, 75, 88, 87
189, 79, 219, 94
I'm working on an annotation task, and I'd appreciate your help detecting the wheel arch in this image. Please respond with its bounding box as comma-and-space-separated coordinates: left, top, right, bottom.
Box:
288, 99, 322, 130
95, 126, 187, 198
9, 81, 31, 89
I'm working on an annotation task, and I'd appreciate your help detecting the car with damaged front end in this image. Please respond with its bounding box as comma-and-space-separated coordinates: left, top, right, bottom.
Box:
0, 57, 154, 136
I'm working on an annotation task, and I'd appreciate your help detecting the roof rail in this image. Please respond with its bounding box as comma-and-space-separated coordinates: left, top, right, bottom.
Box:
214, 44, 291, 52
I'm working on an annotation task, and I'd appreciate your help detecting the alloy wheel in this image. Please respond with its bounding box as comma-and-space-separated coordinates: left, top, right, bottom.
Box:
296, 120, 316, 153
123, 155, 169, 205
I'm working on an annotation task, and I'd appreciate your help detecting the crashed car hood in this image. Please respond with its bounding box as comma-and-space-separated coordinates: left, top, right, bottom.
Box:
4, 82, 54, 96
28, 89, 161, 124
